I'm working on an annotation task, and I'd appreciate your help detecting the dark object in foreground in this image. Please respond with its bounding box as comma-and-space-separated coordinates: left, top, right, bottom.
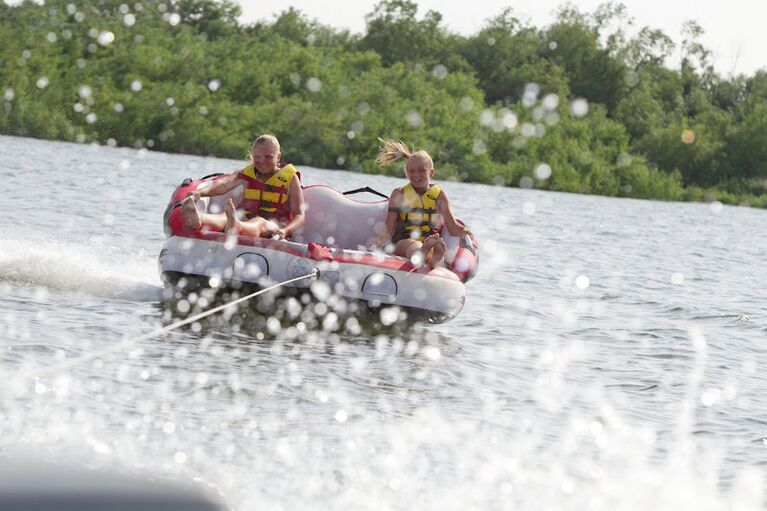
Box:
0, 460, 225, 510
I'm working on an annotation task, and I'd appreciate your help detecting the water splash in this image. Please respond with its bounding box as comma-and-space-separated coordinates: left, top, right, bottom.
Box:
0, 236, 163, 300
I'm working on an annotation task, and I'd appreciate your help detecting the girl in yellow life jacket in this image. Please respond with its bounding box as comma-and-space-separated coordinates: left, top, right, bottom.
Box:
373, 138, 470, 268
181, 134, 305, 239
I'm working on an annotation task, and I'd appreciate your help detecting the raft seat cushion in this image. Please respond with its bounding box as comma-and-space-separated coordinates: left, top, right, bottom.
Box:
200, 183, 387, 251
297, 186, 388, 250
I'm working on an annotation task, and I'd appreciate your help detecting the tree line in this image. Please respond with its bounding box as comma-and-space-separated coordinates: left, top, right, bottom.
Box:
2, 0, 766, 206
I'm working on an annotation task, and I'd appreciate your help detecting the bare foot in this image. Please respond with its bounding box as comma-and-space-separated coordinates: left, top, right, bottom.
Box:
182, 196, 201, 230
429, 240, 446, 267
224, 198, 239, 235
423, 246, 435, 266
422, 235, 446, 268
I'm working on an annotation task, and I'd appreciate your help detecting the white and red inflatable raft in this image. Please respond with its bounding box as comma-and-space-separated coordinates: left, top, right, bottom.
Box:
159, 173, 478, 323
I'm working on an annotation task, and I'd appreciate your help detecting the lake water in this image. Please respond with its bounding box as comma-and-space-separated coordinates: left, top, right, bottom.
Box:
2, 134, 766, 509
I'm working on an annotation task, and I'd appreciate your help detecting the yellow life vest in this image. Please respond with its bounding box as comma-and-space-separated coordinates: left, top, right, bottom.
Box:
239, 164, 298, 220
394, 183, 442, 242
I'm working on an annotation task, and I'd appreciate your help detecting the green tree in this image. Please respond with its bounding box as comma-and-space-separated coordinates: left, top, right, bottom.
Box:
172, 0, 241, 40
725, 101, 767, 180
540, 5, 627, 112
358, 0, 451, 67
459, 9, 569, 104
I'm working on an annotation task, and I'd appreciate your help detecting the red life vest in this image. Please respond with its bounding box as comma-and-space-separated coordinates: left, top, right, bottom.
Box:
237, 164, 299, 221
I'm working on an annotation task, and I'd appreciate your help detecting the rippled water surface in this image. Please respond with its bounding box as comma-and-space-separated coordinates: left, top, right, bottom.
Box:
2, 135, 766, 509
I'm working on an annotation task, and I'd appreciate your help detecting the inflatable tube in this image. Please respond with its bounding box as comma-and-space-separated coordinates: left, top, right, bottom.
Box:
159, 174, 479, 323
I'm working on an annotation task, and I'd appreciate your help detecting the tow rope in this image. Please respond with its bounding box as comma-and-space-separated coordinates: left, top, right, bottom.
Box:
11, 270, 318, 383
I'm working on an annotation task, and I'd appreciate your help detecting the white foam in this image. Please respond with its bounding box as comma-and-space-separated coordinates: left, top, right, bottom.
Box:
0, 236, 164, 301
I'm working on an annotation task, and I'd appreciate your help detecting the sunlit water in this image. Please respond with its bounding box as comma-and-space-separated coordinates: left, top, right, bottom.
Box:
2, 135, 766, 509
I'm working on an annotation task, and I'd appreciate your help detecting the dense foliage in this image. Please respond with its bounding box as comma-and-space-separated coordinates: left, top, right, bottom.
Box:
2, 0, 766, 205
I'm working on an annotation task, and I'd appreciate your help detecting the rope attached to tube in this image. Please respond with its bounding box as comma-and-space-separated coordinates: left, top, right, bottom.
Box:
13, 270, 319, 383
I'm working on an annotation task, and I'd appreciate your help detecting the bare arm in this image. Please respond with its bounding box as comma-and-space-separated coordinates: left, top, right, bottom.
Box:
372, 189, 402, 246
280, 176, 305, 238
192, 173, 243, 199
437, 191, 470, 237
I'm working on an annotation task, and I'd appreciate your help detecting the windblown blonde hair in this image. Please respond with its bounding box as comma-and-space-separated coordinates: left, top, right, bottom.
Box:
376, 138, 433, 169
249, 133, 280, 160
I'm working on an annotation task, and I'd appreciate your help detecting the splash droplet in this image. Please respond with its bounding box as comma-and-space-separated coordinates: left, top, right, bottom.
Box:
306, 77, 321, 92
575, 275, 590, 290
97, 30, 115, 46
571, 98, 589, 117
534, 163, 552, 180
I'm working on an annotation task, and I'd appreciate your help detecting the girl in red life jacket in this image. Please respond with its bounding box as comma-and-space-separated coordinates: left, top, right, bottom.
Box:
372, 138, 470, 268
181, 134, 305, 240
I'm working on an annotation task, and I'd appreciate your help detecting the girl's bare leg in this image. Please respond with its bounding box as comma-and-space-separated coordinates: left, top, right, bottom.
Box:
395, 239, 421, 258
396, 238, 440, 267
237, 217, 278, 238
182, 198, 227, 231
224, 199, 279, 238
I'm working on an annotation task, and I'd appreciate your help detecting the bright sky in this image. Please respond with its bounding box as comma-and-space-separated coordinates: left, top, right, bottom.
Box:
242, 0, 766, 76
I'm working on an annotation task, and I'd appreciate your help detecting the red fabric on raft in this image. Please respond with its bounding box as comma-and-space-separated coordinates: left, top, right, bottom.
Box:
308, 243, 334, 261
166, 178, 206, 234
167, 207, 186, 234
450, 247, 477, 282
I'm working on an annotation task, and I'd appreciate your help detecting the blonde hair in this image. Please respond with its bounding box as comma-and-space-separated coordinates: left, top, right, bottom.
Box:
249, 134, 280, 160
376, 138, 433, 169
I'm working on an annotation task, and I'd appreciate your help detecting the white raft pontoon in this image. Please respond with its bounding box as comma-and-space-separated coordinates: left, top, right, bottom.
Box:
160, 174, 478, 323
